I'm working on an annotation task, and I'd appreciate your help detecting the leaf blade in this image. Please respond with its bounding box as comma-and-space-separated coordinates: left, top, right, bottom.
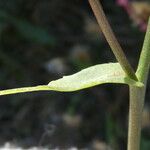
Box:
0, 63, 143, 96
48, 63, 143, 91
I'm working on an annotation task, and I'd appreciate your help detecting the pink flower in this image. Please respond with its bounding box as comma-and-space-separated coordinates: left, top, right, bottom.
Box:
116, 0, 148, 31
116, 0, 131, 14
116, 0, 129, 8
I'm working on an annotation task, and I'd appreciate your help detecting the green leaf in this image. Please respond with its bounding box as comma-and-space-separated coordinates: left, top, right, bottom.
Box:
48, 63, 143, 92
0, 63, 143, 96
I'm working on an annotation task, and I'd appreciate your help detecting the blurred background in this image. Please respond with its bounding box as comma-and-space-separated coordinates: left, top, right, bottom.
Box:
0, 0, 150, 149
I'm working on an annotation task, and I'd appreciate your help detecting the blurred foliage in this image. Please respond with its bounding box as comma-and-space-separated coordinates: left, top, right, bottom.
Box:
0, 10, 56, 45
0, 0, 149, 149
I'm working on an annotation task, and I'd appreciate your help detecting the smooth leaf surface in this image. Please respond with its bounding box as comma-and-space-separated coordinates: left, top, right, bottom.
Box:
48, 63, 143, 92
0, 63, 143, 96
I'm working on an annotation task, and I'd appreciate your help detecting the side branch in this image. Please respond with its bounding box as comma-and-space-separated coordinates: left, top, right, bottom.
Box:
88, 0, 137, 80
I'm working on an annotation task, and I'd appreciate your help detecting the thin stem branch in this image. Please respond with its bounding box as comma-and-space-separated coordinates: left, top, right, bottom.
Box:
88, 0, 137, 80
137, 19, 150, 83
128, 18, 150, 150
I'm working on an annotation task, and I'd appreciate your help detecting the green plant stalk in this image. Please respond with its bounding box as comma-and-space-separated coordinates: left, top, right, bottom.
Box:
128, 87, 145, 150
88, 0, 137, 81
128, 18, 150, 150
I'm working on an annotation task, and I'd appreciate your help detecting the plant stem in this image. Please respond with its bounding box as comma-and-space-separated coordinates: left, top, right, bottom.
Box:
88, 0, 137, 81
128, 18, 150, 150
128, 87, 145, 150
0, 85, 51, 96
